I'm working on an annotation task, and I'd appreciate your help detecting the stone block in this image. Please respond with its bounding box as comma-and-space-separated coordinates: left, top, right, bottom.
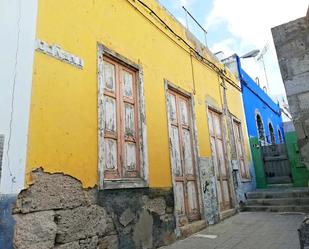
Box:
79, 236, 99, 249
84, 187, 98, 205
54, 241, 80, 249
133, 209, 153, 249
98, 235, 119, 249
13, 168, 93, 214
144, 197, 166, 216
55, 205, 114, 244
97, 187, 175, 248
179, 220, 207, 239
119, 208, 135, 227
152, 211, 176, 248
298, 92, 309, 110
294, 121, 306, 139
13, 211, 57, 249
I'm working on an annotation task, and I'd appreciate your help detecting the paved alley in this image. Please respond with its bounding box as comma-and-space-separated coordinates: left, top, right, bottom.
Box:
162, 212, 306, 249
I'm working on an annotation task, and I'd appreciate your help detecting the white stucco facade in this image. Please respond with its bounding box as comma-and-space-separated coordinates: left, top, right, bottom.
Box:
0, 0, 37, 194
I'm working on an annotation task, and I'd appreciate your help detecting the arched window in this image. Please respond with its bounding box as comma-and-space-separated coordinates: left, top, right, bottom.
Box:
268, 123, 275, 144
256, 114, 265, 143
278, 129, 283, 143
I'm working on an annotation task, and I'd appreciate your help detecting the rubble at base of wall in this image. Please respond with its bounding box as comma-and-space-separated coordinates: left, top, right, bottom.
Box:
12, 168, 176, 249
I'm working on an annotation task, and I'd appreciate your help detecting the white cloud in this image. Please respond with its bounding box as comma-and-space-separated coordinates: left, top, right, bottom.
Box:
206, 0, 308, 48
179, 0, 195, 7
160, 0, 195, 9
206, 0, 308, 95
210, 38, 236, 57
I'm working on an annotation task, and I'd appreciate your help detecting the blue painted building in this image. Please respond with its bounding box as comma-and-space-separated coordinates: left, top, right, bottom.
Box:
223, 54, 284, 145
236, 55, 284, 145
222, 54, 285, 188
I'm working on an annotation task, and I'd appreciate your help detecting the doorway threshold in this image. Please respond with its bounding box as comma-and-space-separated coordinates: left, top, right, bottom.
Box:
220, 208, 236, 220
179, 220, 207, 239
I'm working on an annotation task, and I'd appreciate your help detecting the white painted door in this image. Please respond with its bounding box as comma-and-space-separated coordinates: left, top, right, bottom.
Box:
167, 89, 200, 226
208, 109, 232, 212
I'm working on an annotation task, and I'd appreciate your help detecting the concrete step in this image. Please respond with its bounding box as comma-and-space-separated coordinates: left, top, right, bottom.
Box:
247, 197, 309, 206
247, 189, 309, 199
179, 220, 207, 239
243, 205, 309, 213
268, 183, 293, 188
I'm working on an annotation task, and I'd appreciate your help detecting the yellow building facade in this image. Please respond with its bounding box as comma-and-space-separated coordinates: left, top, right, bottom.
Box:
19, 0, 254, 246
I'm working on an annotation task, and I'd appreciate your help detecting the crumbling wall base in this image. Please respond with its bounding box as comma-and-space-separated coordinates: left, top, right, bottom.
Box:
12, 169, 176, 249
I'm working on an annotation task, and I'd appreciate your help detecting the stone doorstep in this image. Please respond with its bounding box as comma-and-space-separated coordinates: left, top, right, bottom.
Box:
179, 220, 207, 239
220, 208, 237, 221
247, 197, 309, 206
247, 189, 309, 199
244, 205, 309, 213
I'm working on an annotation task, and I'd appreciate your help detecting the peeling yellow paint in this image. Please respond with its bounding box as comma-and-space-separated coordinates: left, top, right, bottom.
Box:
26, 0, 250, 188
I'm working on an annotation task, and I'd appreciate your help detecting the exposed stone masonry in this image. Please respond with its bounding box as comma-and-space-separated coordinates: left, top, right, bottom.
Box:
272, 8, 309, 170
13, 168, 117, 249
12, 169, 176, 249
98, 187, 176, 249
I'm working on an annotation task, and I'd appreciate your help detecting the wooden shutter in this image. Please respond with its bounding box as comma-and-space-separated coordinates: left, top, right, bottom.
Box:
103, 57, 140, 180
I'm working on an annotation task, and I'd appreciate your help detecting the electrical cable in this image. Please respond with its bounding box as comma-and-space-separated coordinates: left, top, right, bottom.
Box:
127, 0, 241, 92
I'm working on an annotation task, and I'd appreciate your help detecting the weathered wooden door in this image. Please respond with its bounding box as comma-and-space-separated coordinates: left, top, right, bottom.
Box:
167, 89, 200, 226
208, 109, 232, 212
261, 144, 291, 184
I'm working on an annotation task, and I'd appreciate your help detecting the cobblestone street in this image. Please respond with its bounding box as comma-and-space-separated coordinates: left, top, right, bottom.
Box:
162, 212, 306, 249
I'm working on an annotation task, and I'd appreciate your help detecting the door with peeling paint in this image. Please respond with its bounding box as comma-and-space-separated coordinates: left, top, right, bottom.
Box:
208, 109, 232, 212
167, 89, 200, 226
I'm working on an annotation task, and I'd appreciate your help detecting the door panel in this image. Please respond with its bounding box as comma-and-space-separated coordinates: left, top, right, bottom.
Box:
208, 109, 232, 212
170, 126, 182, 176
210, 137, 219, 176
182, 129, 194, 175
216, 139, 227, 176
222, 180, 230, 208
262, 144, 291, 184
167, 89, 200, 225
233, 121, 248, 178
216, 180, 223, 209
175, 182, 186, 216
187, 180, 199, 216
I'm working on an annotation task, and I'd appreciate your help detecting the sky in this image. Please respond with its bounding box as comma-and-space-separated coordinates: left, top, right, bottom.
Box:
158, 0, 308, 99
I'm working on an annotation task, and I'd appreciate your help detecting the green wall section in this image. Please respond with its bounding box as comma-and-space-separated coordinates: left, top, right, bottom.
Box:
285, 131, 309, 187
249, 137, 267, 189
250, 133, 309, 188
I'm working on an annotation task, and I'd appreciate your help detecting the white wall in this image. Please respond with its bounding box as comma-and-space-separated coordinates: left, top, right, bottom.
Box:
0, 0, 37, 194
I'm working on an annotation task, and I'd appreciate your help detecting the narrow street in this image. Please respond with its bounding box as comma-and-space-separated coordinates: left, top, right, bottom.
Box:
162, 212, 305, 249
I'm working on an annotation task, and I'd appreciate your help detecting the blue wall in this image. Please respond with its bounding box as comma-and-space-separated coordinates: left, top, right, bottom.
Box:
0, 195, 16, 249
236, 56, 284, 144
